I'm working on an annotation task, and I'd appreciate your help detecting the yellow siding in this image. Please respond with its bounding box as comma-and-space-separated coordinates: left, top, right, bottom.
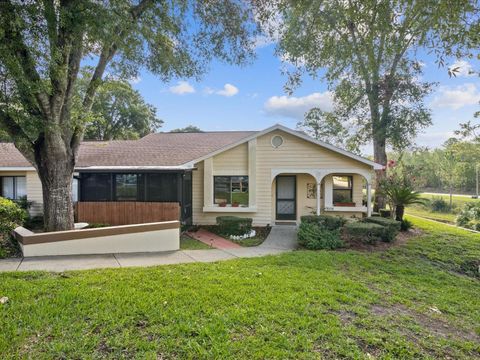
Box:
193, 129, 372, 225
26, 171, 43, 215
212, 143, 248, 174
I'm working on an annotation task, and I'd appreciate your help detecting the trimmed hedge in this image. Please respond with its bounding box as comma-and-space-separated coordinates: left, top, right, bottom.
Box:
297, 222, 344, 250
216, 216, 253, 236
363, 217, 401, 241
343, 222, 386, 244
300, 215, 346, 230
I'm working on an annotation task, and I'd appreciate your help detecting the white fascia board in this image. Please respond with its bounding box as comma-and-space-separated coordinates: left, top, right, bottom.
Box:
74, 165, 194, 171
183, 123, 383, 170
0, 166, 36, 171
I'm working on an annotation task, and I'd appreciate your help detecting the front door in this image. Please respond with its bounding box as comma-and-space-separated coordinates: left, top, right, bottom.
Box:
276, 175, 296, 220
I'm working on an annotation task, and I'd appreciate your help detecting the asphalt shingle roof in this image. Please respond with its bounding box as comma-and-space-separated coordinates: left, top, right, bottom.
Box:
0, 131, 257, 168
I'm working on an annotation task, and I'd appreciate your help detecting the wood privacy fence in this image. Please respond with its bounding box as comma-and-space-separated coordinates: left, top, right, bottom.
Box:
75, 202, 180, 226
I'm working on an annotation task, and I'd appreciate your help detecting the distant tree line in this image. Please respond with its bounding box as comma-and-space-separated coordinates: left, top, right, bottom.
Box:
391, 139, 480, 194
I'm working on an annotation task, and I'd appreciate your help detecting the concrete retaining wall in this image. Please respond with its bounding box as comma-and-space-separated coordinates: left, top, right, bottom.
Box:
14, 221, 180, 257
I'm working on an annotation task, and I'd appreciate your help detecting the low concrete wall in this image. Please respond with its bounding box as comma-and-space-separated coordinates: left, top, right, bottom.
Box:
14, 221, 180, 257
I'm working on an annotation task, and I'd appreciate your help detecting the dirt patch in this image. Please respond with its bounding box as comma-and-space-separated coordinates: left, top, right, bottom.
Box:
370, 303, 479, 343
342, 228, 422, 252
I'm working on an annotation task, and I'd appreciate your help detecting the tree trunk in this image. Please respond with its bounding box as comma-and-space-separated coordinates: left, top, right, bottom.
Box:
395, 205, 404, 222
35, 134, 76, 232
373, 137, 387, 211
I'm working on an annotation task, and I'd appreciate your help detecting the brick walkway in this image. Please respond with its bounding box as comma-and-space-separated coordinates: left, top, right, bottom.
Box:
186, 228, 242, 249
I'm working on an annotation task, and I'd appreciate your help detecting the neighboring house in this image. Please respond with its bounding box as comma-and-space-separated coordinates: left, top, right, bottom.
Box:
0, 124, 382, 225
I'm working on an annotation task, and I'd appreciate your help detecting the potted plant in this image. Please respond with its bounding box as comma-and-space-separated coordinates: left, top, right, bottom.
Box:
232, 201, 240, 207
219, 202, 227, 207
334, 201, 356, 207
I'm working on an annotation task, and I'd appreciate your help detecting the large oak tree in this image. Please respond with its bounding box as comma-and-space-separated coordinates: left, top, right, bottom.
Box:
0, 0, 257, 231
255, 0, 478, 209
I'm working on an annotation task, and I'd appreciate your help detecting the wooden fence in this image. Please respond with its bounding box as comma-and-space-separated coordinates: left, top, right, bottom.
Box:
75, 202, 180, 226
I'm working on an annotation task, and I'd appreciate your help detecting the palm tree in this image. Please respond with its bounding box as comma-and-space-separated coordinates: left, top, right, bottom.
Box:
380, 184, 425, 221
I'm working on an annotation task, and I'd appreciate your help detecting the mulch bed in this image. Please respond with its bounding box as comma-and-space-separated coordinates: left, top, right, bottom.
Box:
341, 228, 423, 252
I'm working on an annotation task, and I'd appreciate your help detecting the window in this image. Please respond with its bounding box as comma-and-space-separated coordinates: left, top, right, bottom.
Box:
332, 175, 353, 204
214, 176, 248, 206
81, 173, 112, 201
1, 176, 26, 200
115, 174, 140, 201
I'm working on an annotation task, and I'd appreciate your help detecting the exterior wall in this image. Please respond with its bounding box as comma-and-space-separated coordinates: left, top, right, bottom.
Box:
16, 221, 180, 257
0, 170, 43, 216
193, 129, 372, 225
26, 171, 43, 215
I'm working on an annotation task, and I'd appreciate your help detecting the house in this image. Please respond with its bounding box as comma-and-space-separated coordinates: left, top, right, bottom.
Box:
0, 124, 383, 226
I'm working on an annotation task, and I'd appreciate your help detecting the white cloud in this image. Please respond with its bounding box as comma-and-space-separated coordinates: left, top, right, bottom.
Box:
449, 60, 475, 77
415, 131, 455, 147
203, 83, 239, 97
430, 83, 480, 110
264, 92, 334, 119
128, 75, 141, 84
216, 83, 239, 97
169, 81, 195, 95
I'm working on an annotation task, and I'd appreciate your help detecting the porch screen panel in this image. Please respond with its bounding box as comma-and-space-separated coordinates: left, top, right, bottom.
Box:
146, 173, 178, 202
81, 174, 112, 201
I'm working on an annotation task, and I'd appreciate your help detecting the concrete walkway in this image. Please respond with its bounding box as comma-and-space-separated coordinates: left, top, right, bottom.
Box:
260, 224, 298, 250
0, 225, 298, 273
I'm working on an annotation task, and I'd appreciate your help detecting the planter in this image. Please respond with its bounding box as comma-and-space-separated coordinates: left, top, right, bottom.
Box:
219, 202, 227, 207
334, 202, 356, 207
232, 202, 240, 207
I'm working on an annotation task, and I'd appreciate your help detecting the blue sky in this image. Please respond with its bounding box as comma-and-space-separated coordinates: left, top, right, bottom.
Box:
130, 44, 480, 156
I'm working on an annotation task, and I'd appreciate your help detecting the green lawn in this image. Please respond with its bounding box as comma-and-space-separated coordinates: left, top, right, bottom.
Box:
405, 193, 480, 224
180, 235, 212, 250
0, 217, 479, 359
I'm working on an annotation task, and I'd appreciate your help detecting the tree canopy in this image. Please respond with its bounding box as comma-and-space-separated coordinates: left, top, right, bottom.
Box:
83, 79, 162, 140
0, 0, 257, 230
170, 125, 203, 133
255, 0, 478, 208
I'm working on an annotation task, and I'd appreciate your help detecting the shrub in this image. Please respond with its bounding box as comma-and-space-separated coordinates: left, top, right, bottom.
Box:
456, 202, 480, 231
24, 215, 44, 231
300, 214, 346, 230
343, 222, 386, 245
216, 216, 253, 236
400, 219, 413, 231
379, 209, 391, 218
363, 217, 400, 241
0, 197, 26, 234
297, 222, 344, 250
429, 197, 450, 213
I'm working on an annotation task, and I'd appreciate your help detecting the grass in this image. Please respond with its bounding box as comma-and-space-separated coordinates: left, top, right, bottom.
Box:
180, 235, 211, 250
405, 193, 480, 224
0, 217, 479, 359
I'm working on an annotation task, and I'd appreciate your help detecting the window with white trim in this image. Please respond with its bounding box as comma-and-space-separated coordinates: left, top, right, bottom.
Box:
332, 175, 353, 204
214, 176, 249, 206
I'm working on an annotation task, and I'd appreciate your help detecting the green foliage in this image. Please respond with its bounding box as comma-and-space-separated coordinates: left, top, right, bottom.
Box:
401, 219, 413, 232
456, 202, 480, 231
82, 79, 163, 140
429, 197, 450, 213
24, 216, 44, 231
297, 222, 344, 250
170, 125, 203, 133
363, 217, 401, 241
379, 209, 392, 218
216, 216, 253, 236
300, 215, 346, 230
0, 197, 26, 234
392, 140, 480, 194
343, 222, 386, 245
13, 196, 33, 211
